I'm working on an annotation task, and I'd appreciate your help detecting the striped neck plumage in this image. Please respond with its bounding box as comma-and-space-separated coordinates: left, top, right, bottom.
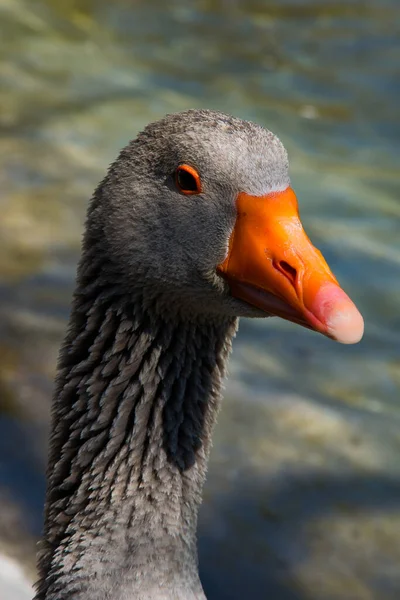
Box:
35, 269, 237, 600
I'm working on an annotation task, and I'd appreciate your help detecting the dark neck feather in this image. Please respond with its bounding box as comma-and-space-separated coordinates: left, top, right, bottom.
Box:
35, 250, 237, 600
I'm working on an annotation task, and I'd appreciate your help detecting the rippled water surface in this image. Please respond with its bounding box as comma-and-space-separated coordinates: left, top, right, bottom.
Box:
1, 1, 399, 598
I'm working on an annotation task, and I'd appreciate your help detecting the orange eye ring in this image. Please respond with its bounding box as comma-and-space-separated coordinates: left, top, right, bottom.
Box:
175, 164, 202, 195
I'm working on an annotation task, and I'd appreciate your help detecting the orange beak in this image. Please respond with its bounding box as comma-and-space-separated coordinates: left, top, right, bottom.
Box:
217, 187, 364, 344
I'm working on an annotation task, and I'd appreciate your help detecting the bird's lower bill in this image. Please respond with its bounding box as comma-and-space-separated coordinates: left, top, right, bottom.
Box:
227, 281, 316, 330
226, 279, 363, 344
217, 187, 364, 345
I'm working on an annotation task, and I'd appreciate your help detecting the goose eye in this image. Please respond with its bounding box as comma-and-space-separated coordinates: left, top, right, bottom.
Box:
175, 165, 202, 195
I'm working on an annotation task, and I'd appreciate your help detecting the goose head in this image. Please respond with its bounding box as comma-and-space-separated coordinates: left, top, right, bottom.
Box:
93, 109, 363, 343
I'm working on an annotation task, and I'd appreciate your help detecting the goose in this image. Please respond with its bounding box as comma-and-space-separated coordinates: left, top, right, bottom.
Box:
34, 109, 364, 600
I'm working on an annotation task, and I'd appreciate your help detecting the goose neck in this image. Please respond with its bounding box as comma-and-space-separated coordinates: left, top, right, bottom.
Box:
36, 287, 237, 599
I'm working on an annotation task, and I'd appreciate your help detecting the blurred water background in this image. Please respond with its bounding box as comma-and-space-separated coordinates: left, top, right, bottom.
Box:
0, 0, 399, 598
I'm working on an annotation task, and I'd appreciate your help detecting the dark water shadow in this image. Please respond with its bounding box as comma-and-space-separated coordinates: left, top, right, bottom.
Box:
199, 470, 400, 600
0, 417, 47, 538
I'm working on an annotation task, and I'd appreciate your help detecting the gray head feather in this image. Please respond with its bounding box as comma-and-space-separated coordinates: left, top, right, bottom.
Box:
87, 109, 289, 318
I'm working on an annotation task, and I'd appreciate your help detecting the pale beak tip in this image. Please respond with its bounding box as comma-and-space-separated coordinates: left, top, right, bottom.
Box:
326, 307, 364, 344
310, 283, 364, 345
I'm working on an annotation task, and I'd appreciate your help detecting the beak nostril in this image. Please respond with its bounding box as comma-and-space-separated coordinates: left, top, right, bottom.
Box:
278, 261, 297, 285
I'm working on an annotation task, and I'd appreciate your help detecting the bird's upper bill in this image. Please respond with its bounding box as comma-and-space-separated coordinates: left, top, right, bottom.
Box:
218, 187, 364, 344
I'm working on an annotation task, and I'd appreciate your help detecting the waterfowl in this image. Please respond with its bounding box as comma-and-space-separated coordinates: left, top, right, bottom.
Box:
34, 109, 363, 600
